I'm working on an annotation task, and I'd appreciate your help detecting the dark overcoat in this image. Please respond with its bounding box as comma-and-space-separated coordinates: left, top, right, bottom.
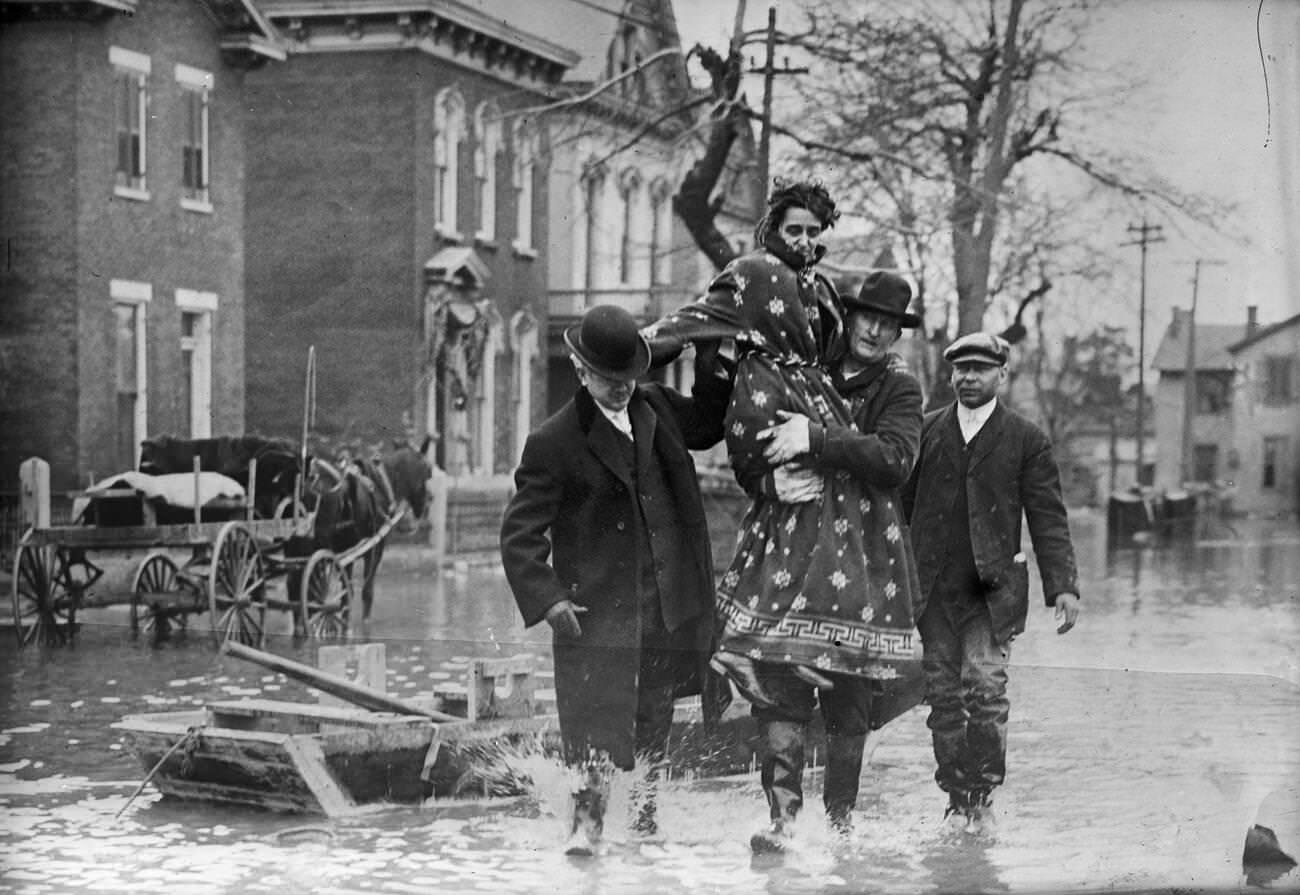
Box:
500, 378, 729, 769
902, 402, 1079, 643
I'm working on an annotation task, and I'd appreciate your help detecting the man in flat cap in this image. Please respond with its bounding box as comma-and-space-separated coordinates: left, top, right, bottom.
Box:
901, 331, 1080, 835
500, 304, 732, 855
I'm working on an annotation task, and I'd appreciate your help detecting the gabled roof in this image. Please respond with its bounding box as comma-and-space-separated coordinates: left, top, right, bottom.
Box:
1228, 312, 1300, 354
460, 0, 685, 86
1151, 318, 1247, 372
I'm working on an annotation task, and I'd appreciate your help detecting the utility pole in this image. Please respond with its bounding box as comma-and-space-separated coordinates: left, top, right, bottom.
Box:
1179, 258, 1226, 484
1123, 218, 1164, 488
749, 7, 807, 191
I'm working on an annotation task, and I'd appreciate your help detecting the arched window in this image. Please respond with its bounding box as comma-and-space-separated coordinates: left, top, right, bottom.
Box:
649, 178, 672, 286
580, 160, 608, 291
434, 88, 464, 236
511, 120, 538, 253
473, 102, 500, 242
618, 168, 642, 285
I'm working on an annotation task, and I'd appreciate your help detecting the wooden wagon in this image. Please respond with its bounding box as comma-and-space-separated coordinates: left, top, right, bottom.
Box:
10, 436, 403, 648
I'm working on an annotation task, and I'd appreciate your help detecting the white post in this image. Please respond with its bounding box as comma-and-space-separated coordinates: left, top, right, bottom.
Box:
428, 464, 449, 563
19, 458, 50, 530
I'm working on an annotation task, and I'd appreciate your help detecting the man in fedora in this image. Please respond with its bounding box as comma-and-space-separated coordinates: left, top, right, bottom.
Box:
750, 269, 925, 846
500, 304, 732, 855
902, 331, 1080, 835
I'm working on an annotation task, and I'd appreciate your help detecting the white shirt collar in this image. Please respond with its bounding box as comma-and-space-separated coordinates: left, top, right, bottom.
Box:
595, 402, 633, 440
957, 397, 997, 443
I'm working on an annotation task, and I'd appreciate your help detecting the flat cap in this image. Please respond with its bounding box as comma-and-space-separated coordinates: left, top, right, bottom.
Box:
944, 332, 1010, 366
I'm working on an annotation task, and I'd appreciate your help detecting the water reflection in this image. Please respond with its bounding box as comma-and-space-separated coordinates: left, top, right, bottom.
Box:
1, 514, 1297, 893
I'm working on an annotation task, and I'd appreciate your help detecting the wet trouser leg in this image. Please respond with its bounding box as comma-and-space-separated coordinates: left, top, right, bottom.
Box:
820, 675, 871, 825
752, 663, 815, 826
631, 637, 683, 833
919, 599, 1010, 801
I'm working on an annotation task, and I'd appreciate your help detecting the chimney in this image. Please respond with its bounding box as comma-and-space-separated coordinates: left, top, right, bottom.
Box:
1246, 305, 1259, 336
1170, 306, 1184, 337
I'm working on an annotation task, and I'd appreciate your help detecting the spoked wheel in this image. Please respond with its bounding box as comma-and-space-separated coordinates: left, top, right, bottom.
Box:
299, 550, 351, 641
131, 553, 195, 641
208, 522, 267, 647
11, 543, 77, 648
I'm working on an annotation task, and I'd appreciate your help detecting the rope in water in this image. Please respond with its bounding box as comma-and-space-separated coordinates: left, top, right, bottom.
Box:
115, 724, 204, 819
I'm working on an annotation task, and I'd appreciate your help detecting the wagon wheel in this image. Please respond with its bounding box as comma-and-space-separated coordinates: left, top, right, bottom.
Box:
11, 543, 77, 647
299, 550, 352, 641
208, 522, 267, 647
131, 553, 196, 641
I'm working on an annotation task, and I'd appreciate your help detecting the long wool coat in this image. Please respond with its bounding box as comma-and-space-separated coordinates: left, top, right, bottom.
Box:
500, 378, 729, 770
644, 240, 920, 680
902, 402, 1080, 644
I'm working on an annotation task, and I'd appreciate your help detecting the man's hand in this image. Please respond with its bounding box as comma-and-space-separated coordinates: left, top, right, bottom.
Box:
772, 464, 823, 504
759, 410, 812, 465
1054, 592, 1080, 634
545, 599, 588, 639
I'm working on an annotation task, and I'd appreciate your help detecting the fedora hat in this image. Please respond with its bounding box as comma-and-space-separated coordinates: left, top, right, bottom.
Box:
842, 270, 922, 328
943, 332, 1010, 366
564, 305, 651, 380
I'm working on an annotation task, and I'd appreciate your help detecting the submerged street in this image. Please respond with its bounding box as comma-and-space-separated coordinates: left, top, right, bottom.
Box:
1, 513, 1297, 894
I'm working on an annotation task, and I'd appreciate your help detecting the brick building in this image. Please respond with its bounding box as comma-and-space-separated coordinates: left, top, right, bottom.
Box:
0, 0, 282, 492
242, 3, 577, 479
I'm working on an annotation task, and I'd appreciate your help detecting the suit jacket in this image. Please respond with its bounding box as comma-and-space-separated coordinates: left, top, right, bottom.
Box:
500, 376, 729, 768
902, 401, 1079, 642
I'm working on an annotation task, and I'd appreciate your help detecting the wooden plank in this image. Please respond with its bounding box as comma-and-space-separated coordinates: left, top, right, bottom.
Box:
282, 733, 356, 817
207, 698, 432, 731
467, 655, 540, 721
317, 643, 387, 709
221, 642, 461, 722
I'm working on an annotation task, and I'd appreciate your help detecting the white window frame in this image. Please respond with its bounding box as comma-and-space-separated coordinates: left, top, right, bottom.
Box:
176, 289, 217, 438
176, 64, 213, 213
434, 88, 465, 239
511, 123, 538, 256
111, 47, 151, 201
473, 102, 500, 243
111, 279, 151, 469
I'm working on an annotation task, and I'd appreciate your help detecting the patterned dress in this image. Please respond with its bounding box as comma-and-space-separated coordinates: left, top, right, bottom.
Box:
644, 239, 919, 680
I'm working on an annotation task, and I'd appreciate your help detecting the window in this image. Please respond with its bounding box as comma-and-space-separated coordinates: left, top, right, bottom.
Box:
434, 88, 465, 237
511, 122, 537, 254
1195, 371, 1232, 414
176, 290, 216, 438
176, 64, 212, 210
649, 179, 671, 285
1261, 355, 1295, 405
111, 279, 151, 471
618, 169, 641, 285
1262, 437, 1287, 489
580, 161, 606, 289
473, 103, 500, 242
1192, 444, 1218, 483
111, 47, 150, 198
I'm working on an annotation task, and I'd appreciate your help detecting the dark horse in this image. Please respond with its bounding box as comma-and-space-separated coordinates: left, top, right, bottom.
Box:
297, 439, 432, 620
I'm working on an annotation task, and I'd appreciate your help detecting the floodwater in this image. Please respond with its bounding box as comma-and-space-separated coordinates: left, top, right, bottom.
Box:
2, 513, 1298, 895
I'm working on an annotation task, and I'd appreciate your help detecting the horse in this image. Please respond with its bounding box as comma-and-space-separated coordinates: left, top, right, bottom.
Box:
294, 438, 432, 622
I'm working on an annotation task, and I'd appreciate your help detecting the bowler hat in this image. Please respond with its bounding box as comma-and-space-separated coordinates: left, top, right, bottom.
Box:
842, 270, 922, 328
564, 305, 651, 380
944, 332, 1010, 366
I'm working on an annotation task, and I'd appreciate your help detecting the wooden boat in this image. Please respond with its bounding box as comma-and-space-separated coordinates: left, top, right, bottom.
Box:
112, 699, 437, 815
112, 643, 833, 817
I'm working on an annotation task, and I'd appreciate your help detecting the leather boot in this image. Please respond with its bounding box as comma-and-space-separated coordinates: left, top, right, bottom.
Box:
823, 733, 866, 833
751, 720, 805, 853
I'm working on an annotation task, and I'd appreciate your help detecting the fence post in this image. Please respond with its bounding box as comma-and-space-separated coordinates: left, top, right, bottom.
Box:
429, 465, 449, 564
19, 457, 50, 530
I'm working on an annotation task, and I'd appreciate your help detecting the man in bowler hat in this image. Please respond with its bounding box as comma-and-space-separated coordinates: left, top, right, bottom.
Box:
902, 332, 1080, 835
500, 304, 732, 854
750, 269, 925, 845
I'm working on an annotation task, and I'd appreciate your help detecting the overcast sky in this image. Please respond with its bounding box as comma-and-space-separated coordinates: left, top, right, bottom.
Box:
672, 0, 1299, 332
